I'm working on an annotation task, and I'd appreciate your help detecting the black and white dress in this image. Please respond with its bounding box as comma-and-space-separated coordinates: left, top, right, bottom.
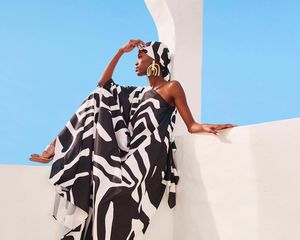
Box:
48, 78, 180, 240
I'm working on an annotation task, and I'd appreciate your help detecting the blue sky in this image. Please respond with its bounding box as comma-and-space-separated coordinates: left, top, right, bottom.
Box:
1, 0, 299, 165
202, 0, 300, 126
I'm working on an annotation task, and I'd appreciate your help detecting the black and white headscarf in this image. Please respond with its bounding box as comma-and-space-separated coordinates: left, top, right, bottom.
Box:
139, 41, 171, 81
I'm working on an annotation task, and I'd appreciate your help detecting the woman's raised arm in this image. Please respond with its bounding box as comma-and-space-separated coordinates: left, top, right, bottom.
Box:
98, 39, 146, 87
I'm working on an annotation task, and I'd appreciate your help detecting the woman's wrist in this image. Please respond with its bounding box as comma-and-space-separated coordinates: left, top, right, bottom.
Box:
118, 48, 125, 55
189, 122, 205, 133
198, 123, 206, 132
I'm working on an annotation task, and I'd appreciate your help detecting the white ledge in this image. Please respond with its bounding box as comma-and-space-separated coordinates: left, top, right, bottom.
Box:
1, 117, 300, 239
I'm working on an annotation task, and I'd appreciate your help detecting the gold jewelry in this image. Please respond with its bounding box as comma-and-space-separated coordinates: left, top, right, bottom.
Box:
147, 60, 161, 77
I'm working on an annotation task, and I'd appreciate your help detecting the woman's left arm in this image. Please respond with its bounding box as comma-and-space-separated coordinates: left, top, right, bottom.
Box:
170, 81, 238, 135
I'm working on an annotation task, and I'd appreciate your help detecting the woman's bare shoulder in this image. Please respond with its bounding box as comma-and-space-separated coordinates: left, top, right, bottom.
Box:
168, 79, 183, 89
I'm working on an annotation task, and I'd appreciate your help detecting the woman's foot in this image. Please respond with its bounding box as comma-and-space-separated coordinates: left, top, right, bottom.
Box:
29, 140, 56, 164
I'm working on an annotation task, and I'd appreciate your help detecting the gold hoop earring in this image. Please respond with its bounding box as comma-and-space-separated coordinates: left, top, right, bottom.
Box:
146, 60, 161, 77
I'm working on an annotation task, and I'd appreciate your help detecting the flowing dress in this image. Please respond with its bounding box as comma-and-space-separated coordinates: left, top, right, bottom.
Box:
48, 78, 180, 240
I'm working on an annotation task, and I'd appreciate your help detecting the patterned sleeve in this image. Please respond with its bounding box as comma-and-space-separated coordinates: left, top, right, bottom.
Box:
98, 78, 139, 95
98, 78, 145, 125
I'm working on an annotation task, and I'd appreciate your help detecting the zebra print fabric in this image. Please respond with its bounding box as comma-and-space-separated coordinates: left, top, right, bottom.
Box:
48, 78, 180, 239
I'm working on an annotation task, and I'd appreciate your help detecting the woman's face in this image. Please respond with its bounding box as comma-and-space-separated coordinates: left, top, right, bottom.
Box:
135, 50, 153, 76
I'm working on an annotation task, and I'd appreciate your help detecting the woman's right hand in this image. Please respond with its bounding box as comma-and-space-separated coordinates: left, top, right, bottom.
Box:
201, 123, 238, 135
120, 39, 146, 53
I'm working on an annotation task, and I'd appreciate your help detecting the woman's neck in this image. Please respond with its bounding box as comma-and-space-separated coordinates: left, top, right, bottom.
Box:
147, 75, 165, 89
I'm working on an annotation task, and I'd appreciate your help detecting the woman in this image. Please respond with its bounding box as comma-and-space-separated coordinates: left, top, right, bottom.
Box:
29, 39, 237, 239
30, 39, 237, 163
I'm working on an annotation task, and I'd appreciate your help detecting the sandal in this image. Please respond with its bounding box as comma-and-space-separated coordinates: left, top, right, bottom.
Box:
29, 143, 55, 163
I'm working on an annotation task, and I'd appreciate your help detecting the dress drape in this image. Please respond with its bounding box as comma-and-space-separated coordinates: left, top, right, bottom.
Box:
48, 78, 180, 240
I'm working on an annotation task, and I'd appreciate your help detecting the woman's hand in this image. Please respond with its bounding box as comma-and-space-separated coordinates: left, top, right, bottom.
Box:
98, 39, 146, 87
120, 39, 146, 53
202, 123, 238, 135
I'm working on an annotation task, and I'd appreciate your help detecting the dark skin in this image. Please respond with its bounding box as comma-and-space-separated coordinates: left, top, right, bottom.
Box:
29, 39, 238, 163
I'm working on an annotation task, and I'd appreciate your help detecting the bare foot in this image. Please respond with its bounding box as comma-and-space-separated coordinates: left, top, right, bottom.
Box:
29, 140, 56, 164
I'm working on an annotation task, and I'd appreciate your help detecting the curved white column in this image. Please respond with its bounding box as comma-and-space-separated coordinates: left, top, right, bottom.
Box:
144, 0, 203, 135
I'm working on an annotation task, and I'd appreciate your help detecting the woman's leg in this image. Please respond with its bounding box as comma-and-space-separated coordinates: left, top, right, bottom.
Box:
29, 81, 101, 164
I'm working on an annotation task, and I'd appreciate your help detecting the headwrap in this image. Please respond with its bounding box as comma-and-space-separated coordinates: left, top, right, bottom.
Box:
138, 41, 171, 81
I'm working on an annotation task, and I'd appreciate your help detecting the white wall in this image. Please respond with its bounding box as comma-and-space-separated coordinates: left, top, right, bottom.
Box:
0, 165, 61, 239
173, 117, 300, 240
1, 117, 300, 239
0, 164, 173, 240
